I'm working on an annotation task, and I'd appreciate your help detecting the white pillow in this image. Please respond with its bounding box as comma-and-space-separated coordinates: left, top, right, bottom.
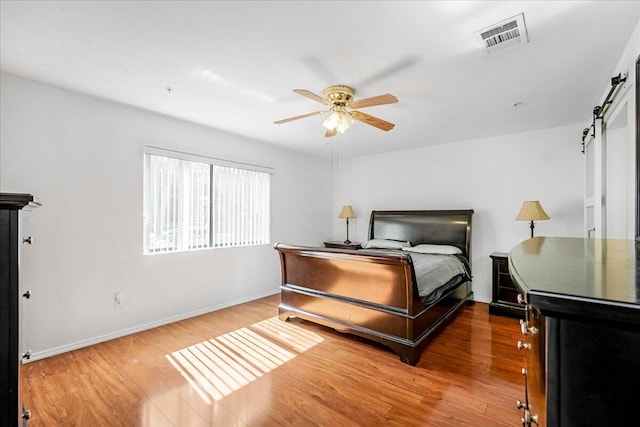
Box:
361, 239, 411, 250
402, 244, 462, 255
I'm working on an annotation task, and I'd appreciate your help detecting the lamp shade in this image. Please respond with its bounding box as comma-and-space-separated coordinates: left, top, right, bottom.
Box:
516, 201, 550, 221
338, 205, 356, 219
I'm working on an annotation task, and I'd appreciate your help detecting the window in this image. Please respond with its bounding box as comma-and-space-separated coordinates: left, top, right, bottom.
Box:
143, 149, 271, 254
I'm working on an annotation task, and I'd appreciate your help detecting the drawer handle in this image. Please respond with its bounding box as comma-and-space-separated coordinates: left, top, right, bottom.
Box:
520, 319, 538, 336
517, 340, 531, 350
522, 410, 539, 425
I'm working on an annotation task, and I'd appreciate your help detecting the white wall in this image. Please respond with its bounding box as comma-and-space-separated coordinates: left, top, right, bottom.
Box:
0, 72, 332, 360
332, 124, 585, 303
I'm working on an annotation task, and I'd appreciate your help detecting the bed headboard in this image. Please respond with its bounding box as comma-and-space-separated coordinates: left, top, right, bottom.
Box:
368, 210, 474, 261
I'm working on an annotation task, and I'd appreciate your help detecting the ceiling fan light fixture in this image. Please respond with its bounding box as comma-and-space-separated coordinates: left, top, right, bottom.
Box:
323, 110, 354, 134
276, 85, 397, 137
322, 111, 340, 130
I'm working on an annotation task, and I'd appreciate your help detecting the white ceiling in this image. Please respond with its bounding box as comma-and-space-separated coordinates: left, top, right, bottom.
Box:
1, 1, 639, 159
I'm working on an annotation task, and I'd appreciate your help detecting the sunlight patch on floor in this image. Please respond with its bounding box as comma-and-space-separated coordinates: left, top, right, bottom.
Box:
166, 317, 323, 404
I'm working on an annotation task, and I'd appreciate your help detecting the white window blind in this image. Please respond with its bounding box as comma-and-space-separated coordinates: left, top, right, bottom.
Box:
213, 166, 270, 247
146, 155, 180, 252
143, 151, 270, 254
185, 160, 211, 250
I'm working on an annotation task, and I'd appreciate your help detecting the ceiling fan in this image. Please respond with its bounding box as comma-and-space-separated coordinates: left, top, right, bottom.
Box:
274, 85, 398, 137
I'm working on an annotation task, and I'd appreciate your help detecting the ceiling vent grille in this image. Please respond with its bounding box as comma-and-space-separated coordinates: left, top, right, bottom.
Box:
475, 13, 528, 53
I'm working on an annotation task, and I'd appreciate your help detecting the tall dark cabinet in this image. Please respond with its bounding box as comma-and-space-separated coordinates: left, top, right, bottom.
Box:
1, 193, 38, 427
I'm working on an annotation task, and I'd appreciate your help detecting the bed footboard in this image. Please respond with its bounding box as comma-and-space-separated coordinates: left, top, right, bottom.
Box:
274, 244, 472, 365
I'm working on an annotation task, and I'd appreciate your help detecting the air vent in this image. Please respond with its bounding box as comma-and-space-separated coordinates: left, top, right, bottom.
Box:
475, 13, 528, 53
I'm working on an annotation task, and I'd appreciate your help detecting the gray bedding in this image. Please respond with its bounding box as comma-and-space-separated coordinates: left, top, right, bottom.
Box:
410, 253, 469, 298
357, 249, 471, 303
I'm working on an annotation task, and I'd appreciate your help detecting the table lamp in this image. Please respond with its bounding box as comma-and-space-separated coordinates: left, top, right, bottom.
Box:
338, 205, 356, 244
516, 201, 550, 238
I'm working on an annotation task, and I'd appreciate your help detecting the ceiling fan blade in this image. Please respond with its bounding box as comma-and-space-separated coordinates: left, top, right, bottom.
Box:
325, 128, 337, 138
351, 111, 395, 131
355, 56, 421, 87
293, 89, 331, 106
274, 111, 324, 124
348, 94, 398, 109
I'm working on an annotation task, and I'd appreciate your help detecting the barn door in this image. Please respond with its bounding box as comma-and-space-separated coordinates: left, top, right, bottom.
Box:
583, 70, 636, 240
583, 116, 604, 238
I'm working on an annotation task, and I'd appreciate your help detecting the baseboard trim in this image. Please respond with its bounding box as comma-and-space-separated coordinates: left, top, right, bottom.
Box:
474, 295, 490, 304
25, 289, 280, 362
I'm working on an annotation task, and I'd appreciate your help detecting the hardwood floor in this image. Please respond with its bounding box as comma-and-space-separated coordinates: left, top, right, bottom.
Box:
22, 295, 525, 426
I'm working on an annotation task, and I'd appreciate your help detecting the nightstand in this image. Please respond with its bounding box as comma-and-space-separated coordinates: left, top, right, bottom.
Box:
323, 241, 362, 250
489, 252, 525, 318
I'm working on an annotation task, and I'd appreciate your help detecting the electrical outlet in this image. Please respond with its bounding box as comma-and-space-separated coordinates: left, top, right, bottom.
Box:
114, 291, 122, 308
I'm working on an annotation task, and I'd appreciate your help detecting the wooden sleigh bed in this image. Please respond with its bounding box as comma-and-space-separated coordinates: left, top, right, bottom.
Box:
274, 209, 474, 365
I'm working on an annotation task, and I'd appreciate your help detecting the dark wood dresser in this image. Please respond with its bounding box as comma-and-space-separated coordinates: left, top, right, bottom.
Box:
509, 237, 640, 427
0, 193, 38, 427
